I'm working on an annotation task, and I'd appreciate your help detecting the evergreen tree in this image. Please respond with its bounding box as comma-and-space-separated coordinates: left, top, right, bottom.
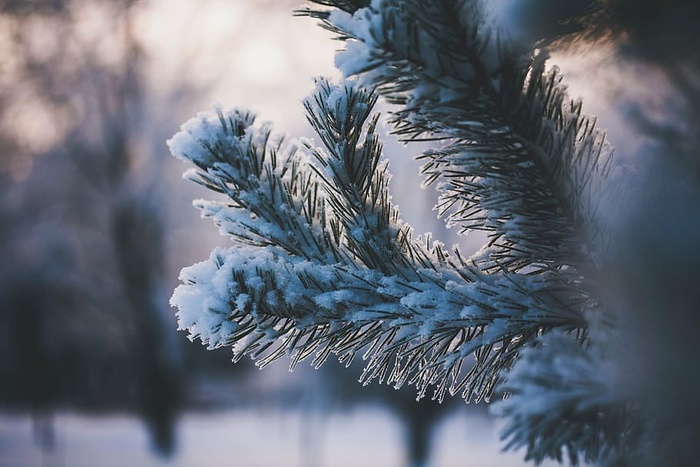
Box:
168, 1, 699, 464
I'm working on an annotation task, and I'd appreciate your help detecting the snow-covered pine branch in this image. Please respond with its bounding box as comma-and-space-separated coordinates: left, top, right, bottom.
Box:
168, 107, 337, 262
169, 1, 628, 464
294, 1, 624, 463
168, 78, 586, 404
495, 330, 633, 465
302, 0, 613, 276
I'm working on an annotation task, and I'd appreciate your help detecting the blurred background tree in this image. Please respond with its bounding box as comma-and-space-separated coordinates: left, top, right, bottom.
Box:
0, 1, 467, 465
0, 0, 250, 457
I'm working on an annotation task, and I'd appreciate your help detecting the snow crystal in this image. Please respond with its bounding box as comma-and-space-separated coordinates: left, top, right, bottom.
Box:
314, 289, 355, 311
235, 293, 251, 311
335, 40, 378, 80
328, 6, 378, 46
167, 106, 256, 167
171, 257, 226, 333
171, 282, 212, 332
326, 85, 349, 114
329, 4, 388, 82
459, 304, 480, 319
399, 290, 437, 312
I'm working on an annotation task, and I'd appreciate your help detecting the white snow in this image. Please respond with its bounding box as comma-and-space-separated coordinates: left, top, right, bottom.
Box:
0, 409, 567, 467
167, 106, 256, 167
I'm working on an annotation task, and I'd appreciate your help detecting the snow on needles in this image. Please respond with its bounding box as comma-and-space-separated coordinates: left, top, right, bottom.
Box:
167, 106, 257, 168
167, 77, 587, 404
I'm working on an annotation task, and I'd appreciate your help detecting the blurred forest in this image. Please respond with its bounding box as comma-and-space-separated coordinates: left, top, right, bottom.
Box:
0, 0, 240, 456
1, 0, 699, 466
0, 1, 466, 465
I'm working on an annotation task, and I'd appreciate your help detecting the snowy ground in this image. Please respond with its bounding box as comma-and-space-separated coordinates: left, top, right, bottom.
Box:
0, 408, 561, 467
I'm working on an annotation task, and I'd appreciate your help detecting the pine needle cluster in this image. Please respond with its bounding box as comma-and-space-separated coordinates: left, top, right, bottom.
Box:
168, 1, 632, 464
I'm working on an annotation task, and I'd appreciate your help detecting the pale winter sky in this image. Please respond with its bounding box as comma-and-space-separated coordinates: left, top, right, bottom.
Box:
138, 0, 339, 131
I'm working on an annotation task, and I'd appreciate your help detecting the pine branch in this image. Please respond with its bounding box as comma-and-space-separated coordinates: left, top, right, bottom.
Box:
495, 332, 634, 465
167, 2, 680, 464
303, 78, 411, 276
168, 107, 338, 263
301, 0, 613, 278
293, 1, 623, 460
169, 80, 587, 403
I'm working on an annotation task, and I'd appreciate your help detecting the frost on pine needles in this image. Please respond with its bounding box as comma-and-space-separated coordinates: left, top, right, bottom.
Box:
168, 1, 632, 465
168, 77, 588, 405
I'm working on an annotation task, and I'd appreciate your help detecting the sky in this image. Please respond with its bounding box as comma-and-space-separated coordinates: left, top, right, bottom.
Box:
137, 0, 339, 132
